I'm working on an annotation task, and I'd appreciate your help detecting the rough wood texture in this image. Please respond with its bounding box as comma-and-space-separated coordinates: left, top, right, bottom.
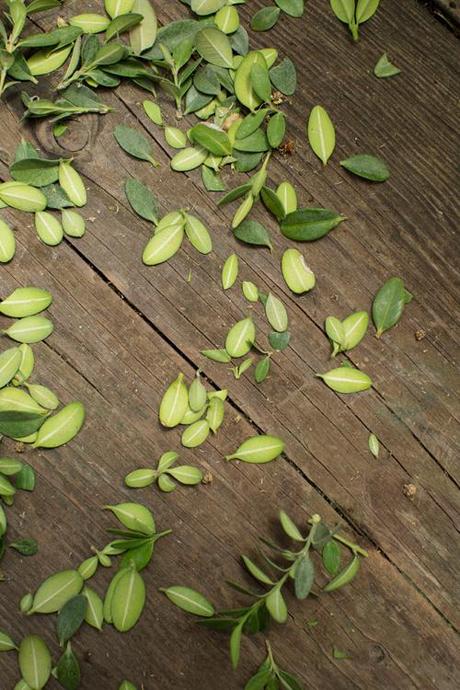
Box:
0, 1, 459, 689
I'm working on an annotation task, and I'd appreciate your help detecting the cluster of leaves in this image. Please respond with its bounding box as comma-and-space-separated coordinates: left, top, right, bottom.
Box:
158, 371, 227, 450
0, 0, 64, 98
0, 289, 85, 448
330, 0, 381, 42
251, 0, 305, 33
0, 139, 89, 264
0, 457, 36, 569
125, 449, 204, 493
0, 502, 171, 689
162, 510, 368, 687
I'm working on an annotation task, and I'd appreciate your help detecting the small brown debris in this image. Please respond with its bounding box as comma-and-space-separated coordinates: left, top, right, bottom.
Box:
202, 471, 213, 485
415, 329, 426, 341
279, 138, 296, 155
223, 113, 241, 131
14, 442, 25, 454
403, 483, 417, 500
271, 91, 286, 105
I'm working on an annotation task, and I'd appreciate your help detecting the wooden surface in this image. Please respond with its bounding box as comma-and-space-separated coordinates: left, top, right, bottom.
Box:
1, 1, 459, 688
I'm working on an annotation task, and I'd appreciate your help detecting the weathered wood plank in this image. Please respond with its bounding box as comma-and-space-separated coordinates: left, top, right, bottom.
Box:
1, 231, 458, 689
0, 0, 459, 688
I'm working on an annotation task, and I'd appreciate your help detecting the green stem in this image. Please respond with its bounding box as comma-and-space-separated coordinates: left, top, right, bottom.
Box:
333, 534, 368, 558
350, 22, 359, 42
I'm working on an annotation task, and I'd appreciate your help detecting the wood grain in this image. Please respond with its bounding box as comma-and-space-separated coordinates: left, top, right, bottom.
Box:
0, 1, 459, 689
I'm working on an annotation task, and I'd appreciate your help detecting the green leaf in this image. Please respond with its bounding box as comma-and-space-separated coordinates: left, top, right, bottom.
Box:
201, 348, 232, 363
233, 219, 272, 250
278, 670, 304, 690
374, 52, 400, 78
330, 0, 355, 24
333, 646, 351, 659
340, 154, 390, 182
322, 540, 342, 575
307, 105, 336, 165
202, 166, 225, 192
56, 595, 87, 646
242, 556, 274, 584
130, 0, 158, 54
105, 13, 143, 42
251, 7, 281, 31
230, 622, 243, 669
191, 0, 226, 16
161, 586, 215, 616
244, 669, 273, 690
279, 510, 304, 541
226, 435, 284, 464
356, 0, 380, 24
111, 565, 145, 632
269, 58, 296, 97
125, 178, 158, 222
281, 208, 345, 241
233, 128, 269, 153
323, 554, 360, 592
255, 356, 271, 383
19, 635, 52, 690
114, 125, 158, 165
275, 0, 305, 18
250, 63, 272, 102
0, 410, 45, 439
10, 538, 38, 556
267, 112, 286, 148
265, 588, 287, 622
10, 158, 60, 187
372, 277, 409, 337
189, 124, 232, 155
294, 555, 315, 599
55, 642, 81, 690
265, 293, 288, 332
268, 330, 290, 351
195, 27, 233, 68
368, 433, 380, 458
218, 183, 252, 206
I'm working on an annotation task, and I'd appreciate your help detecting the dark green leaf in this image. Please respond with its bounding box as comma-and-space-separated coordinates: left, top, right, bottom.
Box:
105, 14, 143, 42
233, 128, 269, 153
41, 183, 73, 209
230, 25, 249, 56
56, 595, 87, 646
245, 669, 272, 690
279, 670, 304, 690
0, 411, 46, 439
114, 125, 157, 164
15, 464, 36, 491
322, 540, 341, 575
340, 154, 390, 182
14, 140, 39, 163
261, 186, 286, 220
184, 84, 213, 114
281, 208, 345, 241
268, 331, 290, 351
233, 219, 272, 250
195, 27, 233, 68
189, 124, 232, 156
294, 555, 315, 599
372, 277, 409, 337
267, 112, 286, 148
10, 158, 60, 187
193, 65, 221, 95
218, 183, 252, 206
234, 151, 263, 172
251, 7, 281, 31
269, 57, 297, 95
255, 356, 271, 383
9, 538, 38, 556
250, 63, 272, 102
55, 642, 81, 690
125, 178, 159, 223
237, 109, 268, 140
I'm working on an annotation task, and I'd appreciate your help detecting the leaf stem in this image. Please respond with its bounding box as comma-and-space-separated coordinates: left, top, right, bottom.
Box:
333, 534, 368, 558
